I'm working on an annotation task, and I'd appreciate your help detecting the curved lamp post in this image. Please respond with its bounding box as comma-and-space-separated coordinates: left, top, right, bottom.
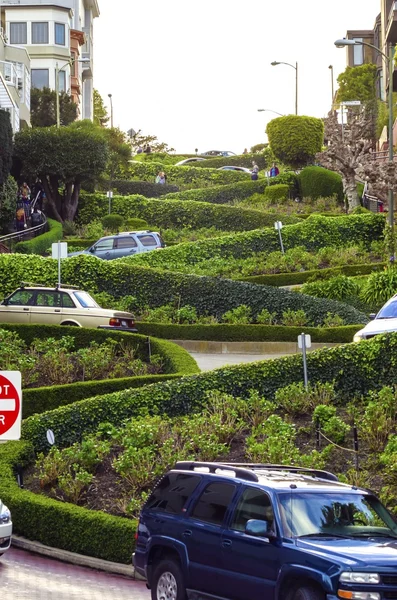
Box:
329, 65, 334, 107
271, 60, 298, 115
334, 38, 394, 233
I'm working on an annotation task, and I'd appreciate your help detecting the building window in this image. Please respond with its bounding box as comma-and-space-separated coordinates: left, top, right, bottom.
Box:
32, 22, 49, 44
55, 23, 65, 46
57, 70, 66, 93
31, 69, 49, 89
353, 38, 364, 65
10, 22, 27, 44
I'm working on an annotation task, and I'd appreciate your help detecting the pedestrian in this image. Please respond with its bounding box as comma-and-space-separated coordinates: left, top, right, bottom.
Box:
136, 146, 143, 154
19, 182, 31, 202
155, 171, 166, 184
15, 205, 26, 231
269, 162, 280, 177
251, 161, 259, 181
243, 148, 248, 155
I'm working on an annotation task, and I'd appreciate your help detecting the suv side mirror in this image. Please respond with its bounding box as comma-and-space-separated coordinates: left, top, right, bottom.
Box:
245, 519, 275, 538
89, 247, 96, 253
369, 313, 376, 320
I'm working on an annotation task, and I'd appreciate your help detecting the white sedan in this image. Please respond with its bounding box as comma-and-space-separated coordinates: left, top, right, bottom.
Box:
354, 294, 397, 341
0, 499, 12, 557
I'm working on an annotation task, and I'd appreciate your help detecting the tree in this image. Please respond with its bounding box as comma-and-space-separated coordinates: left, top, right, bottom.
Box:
14, 121, 109, 222
0, 109, 13, 185
93, 89, 109, 127
336, 64, 378, 104
0, 176, 17, 233
30, 88, 78, 127
103, 127, 132, 181
266, 115, 324, 169
130, 131, 175, 154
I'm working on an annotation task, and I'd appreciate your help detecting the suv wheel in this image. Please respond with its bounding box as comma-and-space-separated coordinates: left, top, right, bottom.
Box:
152, 559, 186, 600
290, 586, 324, 600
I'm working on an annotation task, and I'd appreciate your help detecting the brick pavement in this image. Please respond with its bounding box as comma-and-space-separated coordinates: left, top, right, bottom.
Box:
1, 547, 151, 600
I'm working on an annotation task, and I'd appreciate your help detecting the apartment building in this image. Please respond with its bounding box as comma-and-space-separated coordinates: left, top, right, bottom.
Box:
0, 0, 99, 121
0, 25, 30, 130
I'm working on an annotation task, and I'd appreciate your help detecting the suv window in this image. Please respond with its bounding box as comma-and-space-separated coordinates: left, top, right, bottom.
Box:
95, 239, 114, 251
116, 236, 138, 249
145, 473, 201, 514
137, 234, 157, 247
61, 293, 76, 308
190, 482, 235, 526
7, 290, 36, 306
231, 487, 274, 532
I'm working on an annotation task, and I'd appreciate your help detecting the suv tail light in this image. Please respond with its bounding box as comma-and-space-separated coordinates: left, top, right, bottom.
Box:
109, 318, 135, 328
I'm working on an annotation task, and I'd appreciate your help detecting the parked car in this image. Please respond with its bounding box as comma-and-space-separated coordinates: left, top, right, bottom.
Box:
174, 158, 206, 166
0, 284, 137, 332
217, 166, 252, 173
0, 498, 12, 557
68, 231, 165, 260
354, 294, 397, 341
134, 461, 397, 600
201, 150, 236, 157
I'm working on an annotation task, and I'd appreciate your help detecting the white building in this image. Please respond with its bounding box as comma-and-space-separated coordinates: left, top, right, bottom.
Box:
0, 0, 99, 121
0, 25, 31, 131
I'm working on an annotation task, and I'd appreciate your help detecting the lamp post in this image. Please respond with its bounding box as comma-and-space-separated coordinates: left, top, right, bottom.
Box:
334, 39, 395, 233
329, 65, 334, 107
56, 58, 88, 128
257, 108, 285, 117
107, 93, 114, 215
271, 60, 298, 115
108, 93, 114, 128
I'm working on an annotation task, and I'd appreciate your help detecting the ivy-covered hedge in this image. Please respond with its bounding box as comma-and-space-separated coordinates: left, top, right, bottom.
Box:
163, 180, 267, 204
299, 166, 344, 202
14, 218, 62, 255
77, 192, 301, 230
136, 322, 362, 343
238, 262, 386, 286
111, 180, 179, 197
0, 254, 368, 325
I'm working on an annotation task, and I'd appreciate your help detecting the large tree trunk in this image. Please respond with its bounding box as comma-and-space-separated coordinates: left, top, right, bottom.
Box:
62, 181, 80, 222
343, 171, 361, 212
40, 176, 80, 223
41, 176, 62, 222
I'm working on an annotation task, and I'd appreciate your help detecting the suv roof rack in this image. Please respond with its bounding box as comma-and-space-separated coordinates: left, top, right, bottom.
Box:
55, 283, 81, 290
19, 282, 82, 291
221, 463, 339, 482
174, 461, 259, 482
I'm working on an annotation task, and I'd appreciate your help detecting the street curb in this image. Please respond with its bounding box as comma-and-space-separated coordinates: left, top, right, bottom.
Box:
12, 535, 146, 580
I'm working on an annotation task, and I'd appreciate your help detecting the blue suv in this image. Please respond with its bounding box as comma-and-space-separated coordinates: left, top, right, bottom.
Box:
134, 461, 397, 600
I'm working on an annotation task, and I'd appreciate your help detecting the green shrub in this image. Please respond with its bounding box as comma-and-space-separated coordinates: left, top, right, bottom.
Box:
299, 166, 344, 202
266, 115, 324, 169
125, 218, 149, 230
264, 184, 290, 202
112, 179, 179, 196
301, 275, 361, 302
14, 219, 63, 255
180, 152, 270, 170
163, 180, 267, 204
268, 172, 300, 197
360, 268, 397, 306
222, 305, 252, 324
101, 213, 124, 231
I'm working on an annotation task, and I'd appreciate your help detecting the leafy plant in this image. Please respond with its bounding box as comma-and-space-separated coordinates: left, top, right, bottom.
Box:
280, 309, 308, 327
222, 305, 252, 325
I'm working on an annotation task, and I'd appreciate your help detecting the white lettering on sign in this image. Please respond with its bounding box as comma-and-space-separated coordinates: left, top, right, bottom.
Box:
0, 416, 4, 425
0, 385, 10, 395
0, 399, 15, 410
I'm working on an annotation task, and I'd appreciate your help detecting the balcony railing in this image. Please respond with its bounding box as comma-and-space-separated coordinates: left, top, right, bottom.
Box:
0, 60, 19, 89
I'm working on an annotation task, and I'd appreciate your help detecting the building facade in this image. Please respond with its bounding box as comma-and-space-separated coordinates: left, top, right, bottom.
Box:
0, 0, 99, 121
0, 24, 31, 130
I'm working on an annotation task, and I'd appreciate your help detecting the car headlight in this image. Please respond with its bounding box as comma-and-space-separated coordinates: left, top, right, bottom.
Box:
353, 333, 364, 343
340, 572, 380, 584
0, 505, 11, 523
338, 593, 380, 600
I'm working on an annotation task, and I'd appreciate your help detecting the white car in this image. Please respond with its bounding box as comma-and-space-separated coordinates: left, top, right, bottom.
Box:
0, 499, 12, 557
353, 294, 397, 342
175, 158, 206, 166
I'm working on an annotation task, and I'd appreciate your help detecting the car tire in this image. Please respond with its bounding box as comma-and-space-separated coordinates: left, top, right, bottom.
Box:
151, 559, 186, 600
289, 585, 325, 600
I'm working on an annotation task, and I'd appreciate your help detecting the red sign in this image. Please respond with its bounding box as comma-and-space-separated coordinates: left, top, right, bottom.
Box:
0, 372, 21, 440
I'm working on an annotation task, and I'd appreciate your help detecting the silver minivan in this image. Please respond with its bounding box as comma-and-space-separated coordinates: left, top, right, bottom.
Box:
68, 230, 165, 260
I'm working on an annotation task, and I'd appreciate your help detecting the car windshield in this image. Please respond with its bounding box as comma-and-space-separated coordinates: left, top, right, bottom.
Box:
72, 291, 99, 308
376, 299, 397, 319
278, 492, 397, 538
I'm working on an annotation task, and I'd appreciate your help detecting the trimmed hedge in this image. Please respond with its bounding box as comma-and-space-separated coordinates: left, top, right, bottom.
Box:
2, 333, 397, 563
163, 180, 267, 204
136, 322, 362, 343
264, 184, 290, 202
0, 254, 369, 326
76, 192, 301, 230
299, 166, 344, 202
188, 152, 269, 170
238, 262, 387, 286
14, 218, 62, 255
111, 179, 179, 197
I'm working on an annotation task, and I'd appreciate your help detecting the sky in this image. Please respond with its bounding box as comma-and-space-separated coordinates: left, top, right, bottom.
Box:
94, 0, 379, 155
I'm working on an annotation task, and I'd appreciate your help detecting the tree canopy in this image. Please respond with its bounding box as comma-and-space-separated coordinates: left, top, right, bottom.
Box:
0, 109, 13, 185
336, 64, 378, 104
14, 121, 109, 222
30, 87, 78, 127
93, 89, 109, 127
266, 115, 324, 169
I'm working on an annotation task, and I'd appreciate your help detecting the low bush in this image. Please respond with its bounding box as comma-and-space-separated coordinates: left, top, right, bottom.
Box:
125, 218, 149, 230
101, 213, 124, 230
264, 184, 290, 202
163, 180, 267, 204
299, 166, 344, 202
14, 219, 63, 255
111, 179, 179, 197
187, 152, 270, 170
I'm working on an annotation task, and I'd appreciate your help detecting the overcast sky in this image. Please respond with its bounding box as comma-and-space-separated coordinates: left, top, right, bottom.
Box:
94, 0, 378, 154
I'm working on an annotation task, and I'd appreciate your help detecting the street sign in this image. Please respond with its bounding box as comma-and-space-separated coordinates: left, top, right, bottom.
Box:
46, 429, 55, 446
0, 371, 22, 441
298, 334, 312, 348
274, 221, 283, 230
51, 242, 68, 259
341, 100, 361, 106
106, 191, 113, 199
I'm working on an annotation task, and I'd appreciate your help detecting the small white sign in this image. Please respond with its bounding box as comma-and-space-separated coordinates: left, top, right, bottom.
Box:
0, 371, 22, 441
274, 221, 283, 230
341, 100, 361, 106
52, 242, 68, 259
298, 334, 312, 349
46, 429, 55, 446
106, 191, 113, 198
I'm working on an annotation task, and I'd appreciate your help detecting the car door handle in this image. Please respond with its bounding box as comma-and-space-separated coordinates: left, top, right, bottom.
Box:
222, 539, 232, 548
55, 309, 61, 312
23, 307, 30, 311
182, 530, 192, 538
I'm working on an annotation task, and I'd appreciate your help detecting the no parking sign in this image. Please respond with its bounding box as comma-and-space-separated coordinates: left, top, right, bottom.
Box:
0, 371, 22, 441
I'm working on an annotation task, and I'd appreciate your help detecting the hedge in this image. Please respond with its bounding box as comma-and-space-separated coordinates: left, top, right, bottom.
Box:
266, 115, 324, 169
109, 179, 179, 197
0, 254, 369, 326
163, 180, 267, 204
238, 262, 387, 286
136, 322, 362, 343
2, 333, 397, 563
299, 166, 344, 202
264, 184, 290, 202
76, 192, 301, 230
14, 218, 62, 255
186, 152, 270, 170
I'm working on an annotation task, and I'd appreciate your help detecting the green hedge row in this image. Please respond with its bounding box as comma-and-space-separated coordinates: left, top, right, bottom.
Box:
110, 180, 179, 196
77, 192, 301, 230
163, 179, 267, 204
2, 333, 396, 563
0, 254, 369, 326
136, 322, 362, 343
14, 219, 63, 255
186, 151, 272, 170
238, 262, 387, 286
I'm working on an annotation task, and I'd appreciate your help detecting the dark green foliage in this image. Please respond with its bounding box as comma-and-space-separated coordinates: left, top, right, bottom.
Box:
0, 110, 13, 185
77, 192, 301, 230
111, 179, 179, 196
264, 184, 289, 202
266, 115, 324, 169
30, 87, 78, 127
268, 171, 300, 197
163, 180, 267, 204
189, 152, 270, 170
14, 218, 63, 254
101, 213, 124, 230
299, 166, 344, 201
125, 218, 149, 230
0, 176, 18, 233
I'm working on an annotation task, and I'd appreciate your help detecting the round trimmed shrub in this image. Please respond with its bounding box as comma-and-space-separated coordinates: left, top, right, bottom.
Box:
299, 166, 343, 202
101, 213, 124, 231
125, 218, 149, 230
264, 184, 289, 202
266, 115, 324, 169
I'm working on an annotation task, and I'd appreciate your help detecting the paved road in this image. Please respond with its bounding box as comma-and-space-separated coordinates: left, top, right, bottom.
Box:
1, 547, 150, 600
190, 352, 287, 371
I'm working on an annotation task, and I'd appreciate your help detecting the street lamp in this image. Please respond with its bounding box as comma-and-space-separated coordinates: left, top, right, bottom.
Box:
108, 93, 114, 128
271, 60, 298, 115
56, 58, 89, 128
335, 38, 395, 232
329, 65, 334, 107
257, 108, 285, 117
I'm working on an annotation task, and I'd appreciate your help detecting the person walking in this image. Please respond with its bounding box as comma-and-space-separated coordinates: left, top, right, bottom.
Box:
251, 161, 259, 181
269, 162, 280, 177
155, 171, 166, 184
